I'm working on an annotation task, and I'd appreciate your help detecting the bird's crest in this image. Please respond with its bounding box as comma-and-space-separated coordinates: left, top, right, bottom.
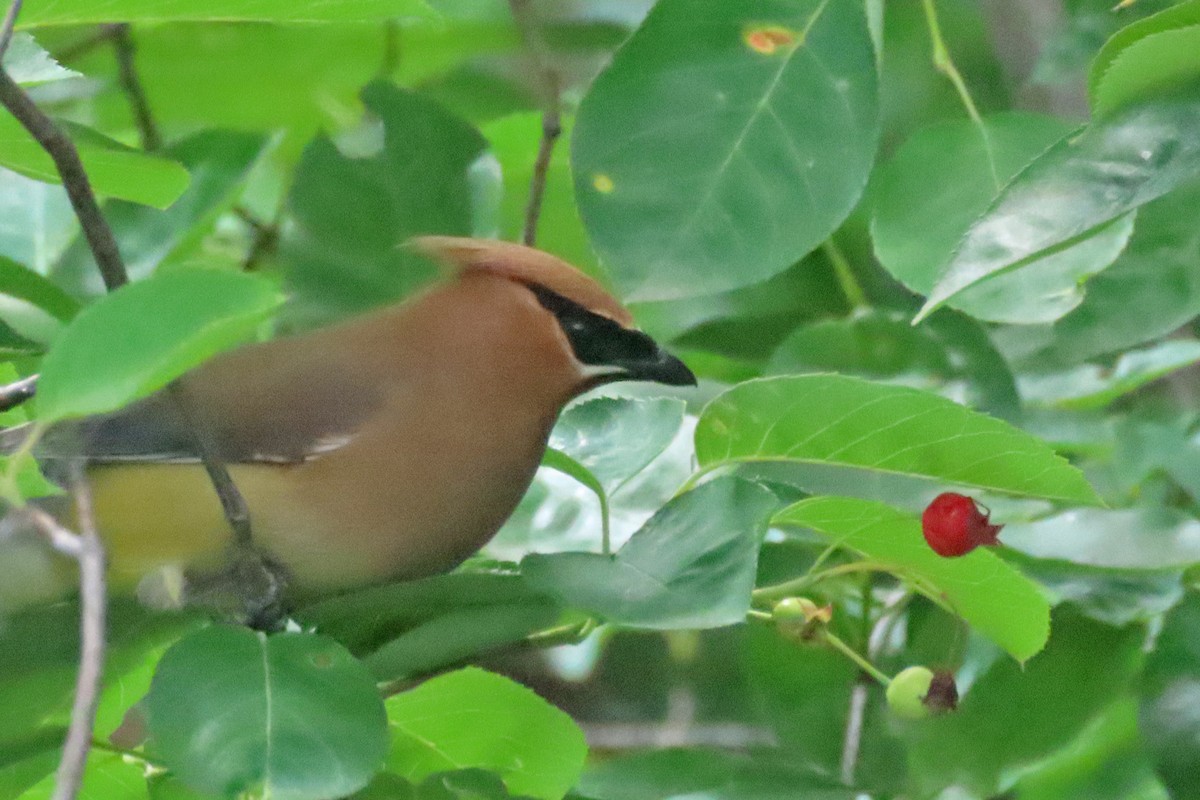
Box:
409, 236, 634, 327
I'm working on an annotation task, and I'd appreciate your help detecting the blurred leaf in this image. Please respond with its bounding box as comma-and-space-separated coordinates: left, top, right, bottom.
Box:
775, 496, 1051, 661
16, 751, 148, 800
1035, 0, 1176, 88
522, 477, 776, 629
1093, 25, 1200, 119
1008, 553, 1183, 627
18, 0, 432, 24
874, 113, 1134, 323
574, 0, 878, 300
1, 34, 80, 86
907, 609, 1144, 796
1090, 0, 1200, 109
0, 169, 75, 277
52, 130, 269, 297
0, 118, 189, 209
35, 269, 283, 422
364, 601, 560, 683
145, 627, 388, 800
1002, 506, 1200, 569
0, 256, 79, 321
284, 81, 489, 327
577, 747, 856, 800
1019, 340, 1200, 410
695, 375, 1100, 503
385, 668, 586, 800
550, 397, 686, 494
1140, 593, 1200, 799
0, 735, 59, 800
916, 89, 1200, 320
767, 309, 1020, 419
1028, 178, 1200, 364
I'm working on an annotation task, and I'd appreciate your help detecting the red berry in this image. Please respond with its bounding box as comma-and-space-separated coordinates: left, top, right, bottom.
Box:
921, 492, 1003, 557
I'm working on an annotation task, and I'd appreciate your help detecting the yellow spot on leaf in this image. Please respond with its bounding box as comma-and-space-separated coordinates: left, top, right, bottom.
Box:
593, 174, 615, 194
744, 25, 800, 55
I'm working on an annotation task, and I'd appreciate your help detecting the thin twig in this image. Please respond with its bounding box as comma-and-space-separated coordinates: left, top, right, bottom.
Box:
508, 0, 562, 246
0, 0, 21, 62
0, 372, 37, 412
840, 682, 868, 786
22, 464, 108, 800
109, 24, 161, 152
0, 70, 126, 290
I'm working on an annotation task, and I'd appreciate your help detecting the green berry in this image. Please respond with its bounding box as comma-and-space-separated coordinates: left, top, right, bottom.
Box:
887, 666, 935, 720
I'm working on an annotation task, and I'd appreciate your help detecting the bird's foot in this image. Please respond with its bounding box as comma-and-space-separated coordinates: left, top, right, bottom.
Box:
184, 544, 291, 631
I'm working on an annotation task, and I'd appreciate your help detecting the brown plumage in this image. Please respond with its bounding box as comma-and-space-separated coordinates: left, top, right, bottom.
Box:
35, 237, 695, 595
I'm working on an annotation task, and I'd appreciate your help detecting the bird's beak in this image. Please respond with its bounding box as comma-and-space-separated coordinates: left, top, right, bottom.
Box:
625, 346, 697, 387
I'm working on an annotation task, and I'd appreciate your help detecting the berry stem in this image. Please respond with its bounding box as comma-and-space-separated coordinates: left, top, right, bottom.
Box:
825, 631, 891, 687
753, 560, 893, 601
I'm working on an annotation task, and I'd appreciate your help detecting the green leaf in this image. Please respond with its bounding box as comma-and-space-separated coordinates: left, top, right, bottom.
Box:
16, 751, 149, 800
1007, 553, 1183, 627
145, 627, 388, 800
1, 34, 80, 86
1092, 25, 1200, 119
550, 397, 687, 494
385, 667, 587, 800
51, 130, 269, 296
578, 748, 856, 800
1140, 593, 1200, 800
1018, 340, 1200, 410
1089, 0, 1200, 111
284, 82, 490, 327
907, 610, 1145, 797
766, 309, 1020, 420
694, 374, 1100, 504
521, 477, 776, 629
0, 255, 80, 321
916, 88, 1200, 321
573, 0, 879, 300
17, 0, 433, 24
1001, 506, 1200, 569
35, 269, 284, 423
0, 169, 75, 277
1022, 177, 1200, 364
364, 601, 560, 683
873, 113, 1135, 323
774, 496, 1050, 661
0, 118, 189, 209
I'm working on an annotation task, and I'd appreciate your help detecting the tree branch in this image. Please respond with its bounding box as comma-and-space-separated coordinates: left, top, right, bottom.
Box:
0, 0, 21, 61
110, 24, 161, 152
508, 0, 562, 247
0, 372, 37, 412
23, 464, 108, 800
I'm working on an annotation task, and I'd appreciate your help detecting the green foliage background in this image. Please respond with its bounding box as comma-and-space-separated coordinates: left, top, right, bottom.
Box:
2, 0, 1200, 798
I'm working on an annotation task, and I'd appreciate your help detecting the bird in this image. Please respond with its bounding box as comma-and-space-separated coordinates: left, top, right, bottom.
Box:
1, 237, 695, 613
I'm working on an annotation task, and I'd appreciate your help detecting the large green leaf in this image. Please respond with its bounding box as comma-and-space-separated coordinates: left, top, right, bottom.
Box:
873, 113, 1134, 324
51, 130, 269, 296
1092, 26, 1200, 119
916, 88, 1200, 321
0, 256, 79, 322
17, 751, 148, 800
521, 477, 777, 629
573, 0, 878, 300
35, 269, 284, 423
284, 81, 490, 327
16, 0, 432, 24
694, 375, 1100, 504
1089, 0, 1200, 113
145, 627, 388, 800
1, 34, 79, 86
385, 668, 587, 800
774, 496, 1050, 661
0, 118, 189, 209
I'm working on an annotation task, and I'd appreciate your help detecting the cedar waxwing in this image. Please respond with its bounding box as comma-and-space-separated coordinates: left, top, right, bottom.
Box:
2, 237, 695, 605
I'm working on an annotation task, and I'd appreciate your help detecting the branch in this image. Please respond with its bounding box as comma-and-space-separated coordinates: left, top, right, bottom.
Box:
110, 24, 160, 152
0, 0, 20, 61
0, 69, 126, 291
508, 0, 562, 247
23, 464, 108, 800
0, 372, 37, 412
